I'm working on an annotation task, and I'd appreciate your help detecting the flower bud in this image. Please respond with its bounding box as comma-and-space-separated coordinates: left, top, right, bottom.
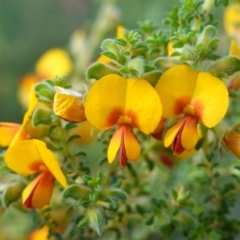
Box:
223, 130, 240, 159
53, 86, 86, 123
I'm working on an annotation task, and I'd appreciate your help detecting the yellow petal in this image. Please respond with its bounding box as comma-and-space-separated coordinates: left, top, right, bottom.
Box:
35, 48, 72, 79
85, 74, 127, 129
191, 72, 229, 127
155, 65, 198, 118
224, 2, 240, 37
124, 78, 162, 133
22, 171, 55, 209
107, 127, 122, 164
164, 119, 183, 147
0, 123, 26, 147
123, 125, 140, 162
17, 74, 40, 109
53, 86, 86, 122
117, 25, 126, 39
28, 226, 49, 240
181, 116, 199, 150
229, 39, 240, 56
5, 139, 67, 187
11, 87, 39, 146
85, 74, 162, 133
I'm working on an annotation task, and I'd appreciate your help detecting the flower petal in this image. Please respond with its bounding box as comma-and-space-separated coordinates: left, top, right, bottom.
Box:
124, 78, 162, 133
0, 123, 26, 147
35, 48, 72, 79
181, 116, 199, 150
5, 139, 67, 188
229, 39, 240, 56
22, 171, 55, 209
85, 74, 127, 129
123, 125, 140, 162
53, 86, 86, 122
191, 72, 229, 127
164, 119, 184, 148
107, 127, 122, 164
155, 65, 198, 118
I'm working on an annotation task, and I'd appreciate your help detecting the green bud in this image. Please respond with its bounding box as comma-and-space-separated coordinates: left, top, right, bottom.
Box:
208, 56, 240, 76
197, 25, 216, 46
31, 107, 54, 127
86, 62, 121, 80
3, 182, 26, 207
127, 57, 145, 77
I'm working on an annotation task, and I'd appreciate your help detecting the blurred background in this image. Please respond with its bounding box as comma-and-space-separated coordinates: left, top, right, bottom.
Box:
0, 0, 227, 123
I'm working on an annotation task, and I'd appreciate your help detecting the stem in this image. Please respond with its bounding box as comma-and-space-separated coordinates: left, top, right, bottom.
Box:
57, 120, 82, 175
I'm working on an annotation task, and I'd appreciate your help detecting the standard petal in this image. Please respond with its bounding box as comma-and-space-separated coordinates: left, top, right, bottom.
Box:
85, 74, 126, 129
22, 171, 55, 209
124, 78, 162, 134
155, 65, 198, 118
164, 119, 184, 148
181, 116, 199, 150
53, 86, 86, 123
35, 48, 72, 79
123, 125, 141, 162
191, 72, 229, 128
5, 140, 46, 176
107, 127, 122, 164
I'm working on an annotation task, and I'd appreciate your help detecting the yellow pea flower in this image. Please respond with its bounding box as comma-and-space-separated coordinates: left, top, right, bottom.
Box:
85, 74, 162, 167
28, 226, 49, 240
5, 139, 67, 209
18, 48, 72, 109
155, 65, 229, 155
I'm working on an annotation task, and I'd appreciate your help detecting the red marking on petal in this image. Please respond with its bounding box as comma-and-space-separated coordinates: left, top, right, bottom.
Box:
125, 110, 139, 128
29, 161, 43, 172
106, 108, 123, 127
172, 122, 185, 155
174, 97, 191, 115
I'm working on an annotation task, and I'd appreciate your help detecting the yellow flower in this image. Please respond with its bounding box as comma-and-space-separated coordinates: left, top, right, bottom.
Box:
18, 48, 72, 109
28, 226, 49, 240
53, 86, 86, 122
5, 139, 67, 209
223, 130, 240, 159
85, 74, 162, 167
155, 65, 229, 154
224, 2, 240, 38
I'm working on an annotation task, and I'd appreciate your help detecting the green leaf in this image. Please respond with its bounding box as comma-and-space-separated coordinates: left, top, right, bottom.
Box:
135, 204, 145, 215
3, 182, 26, 207
114, 38, 127, 47
67, 134, 81, 142
127, 57, 145, 77
62, 184, 91, 200
154, 57, 182, 70
87, 207, 104, 236
86, 62, 121, 80
32, 107, 53, 127
208, 56, 240, 76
